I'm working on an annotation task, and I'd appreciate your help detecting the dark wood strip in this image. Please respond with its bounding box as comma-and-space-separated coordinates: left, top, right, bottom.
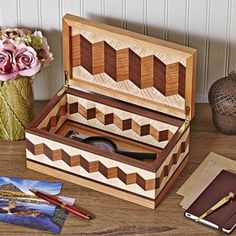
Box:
80, 35, 93, 73
104, 113, 114, 125
140, 124, 150, 137
87, 107, 96, 120
105, 42, 116, 79
25, 139, 35, 154
129, 49, 141, 88
122, 118, 132, 131
69, 102, 79, 114
153, 57, 166, 95
158, 130, 169, 142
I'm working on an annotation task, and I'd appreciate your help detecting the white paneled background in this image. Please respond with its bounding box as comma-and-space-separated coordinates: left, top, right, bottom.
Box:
0, 0, 235, 102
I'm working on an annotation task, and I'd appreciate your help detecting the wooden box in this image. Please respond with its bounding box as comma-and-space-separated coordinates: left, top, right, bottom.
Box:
25, 14, 196, 209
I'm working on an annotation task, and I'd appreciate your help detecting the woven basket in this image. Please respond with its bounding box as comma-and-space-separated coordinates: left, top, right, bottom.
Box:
208, 71, 236, 134
0, 76, 33, 141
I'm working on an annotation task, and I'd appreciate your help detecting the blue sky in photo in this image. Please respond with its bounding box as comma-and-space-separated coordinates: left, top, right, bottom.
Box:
0, 176, 62, 195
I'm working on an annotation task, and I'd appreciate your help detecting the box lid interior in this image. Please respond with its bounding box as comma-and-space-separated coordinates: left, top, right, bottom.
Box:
63, 14, 197, 120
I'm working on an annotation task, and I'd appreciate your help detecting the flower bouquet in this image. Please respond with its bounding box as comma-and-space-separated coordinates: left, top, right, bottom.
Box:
0, 28, 53, 140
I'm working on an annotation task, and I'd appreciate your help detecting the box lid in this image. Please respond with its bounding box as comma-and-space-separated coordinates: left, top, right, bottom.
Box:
63, 14, 197, 120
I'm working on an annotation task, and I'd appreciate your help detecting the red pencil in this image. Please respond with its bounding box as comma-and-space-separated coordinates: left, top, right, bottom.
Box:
29, 189, 92, 220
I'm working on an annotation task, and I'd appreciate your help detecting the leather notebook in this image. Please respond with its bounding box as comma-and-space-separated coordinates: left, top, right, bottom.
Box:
185, 170, 236, 234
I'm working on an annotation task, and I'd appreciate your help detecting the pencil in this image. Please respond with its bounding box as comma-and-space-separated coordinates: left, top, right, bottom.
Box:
29, 189, 92, 220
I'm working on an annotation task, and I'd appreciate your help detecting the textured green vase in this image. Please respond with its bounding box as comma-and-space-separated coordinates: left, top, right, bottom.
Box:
0, 76, 33, 141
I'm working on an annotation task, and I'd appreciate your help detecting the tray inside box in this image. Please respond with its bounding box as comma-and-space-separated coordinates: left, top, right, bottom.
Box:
56, 120, 160, 162
35, 88, 184, 165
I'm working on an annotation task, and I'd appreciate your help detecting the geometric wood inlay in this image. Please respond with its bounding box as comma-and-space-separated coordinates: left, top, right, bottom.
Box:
26, 134, 189, 191
71, 34, 186, 97
41, 102, 175, 143
41, 103, 67, 132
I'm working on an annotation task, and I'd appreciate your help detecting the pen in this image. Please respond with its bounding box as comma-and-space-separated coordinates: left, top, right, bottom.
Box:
29, 189, 92, 220
195, 188, 236, 222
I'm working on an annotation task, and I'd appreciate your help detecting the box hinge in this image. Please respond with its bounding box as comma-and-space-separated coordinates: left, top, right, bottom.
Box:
178, 106, 190, 133
57, 84, 69, 96
57, 71, 70, 96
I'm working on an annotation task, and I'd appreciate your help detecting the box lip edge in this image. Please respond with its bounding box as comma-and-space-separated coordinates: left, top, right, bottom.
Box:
63, 13, 197, 55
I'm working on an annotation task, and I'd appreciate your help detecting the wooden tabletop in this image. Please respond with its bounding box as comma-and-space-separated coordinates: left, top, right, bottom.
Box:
0, 102, 236, 236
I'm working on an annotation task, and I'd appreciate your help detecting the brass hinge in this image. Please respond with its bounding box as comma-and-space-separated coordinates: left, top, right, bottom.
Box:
64, 71, 70, 84
57, 84, 69, 96
57, 71, 70, 96
178, 106, 191, 133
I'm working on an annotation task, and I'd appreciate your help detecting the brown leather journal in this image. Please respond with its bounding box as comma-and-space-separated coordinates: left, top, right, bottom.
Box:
185, 170, 236, 234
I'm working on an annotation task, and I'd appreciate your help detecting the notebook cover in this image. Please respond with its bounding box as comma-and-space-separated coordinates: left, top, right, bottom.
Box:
185, 170, 236, 233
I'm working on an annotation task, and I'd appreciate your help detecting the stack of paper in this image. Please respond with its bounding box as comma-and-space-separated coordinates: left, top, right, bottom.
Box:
177, 152, 236, 210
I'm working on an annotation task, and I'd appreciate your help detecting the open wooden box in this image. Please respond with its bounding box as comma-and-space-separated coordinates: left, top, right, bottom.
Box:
25, 14, 196, 209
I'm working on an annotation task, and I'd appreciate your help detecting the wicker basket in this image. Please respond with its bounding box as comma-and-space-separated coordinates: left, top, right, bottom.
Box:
0, 76, 33, 141
208, 71, 236, 134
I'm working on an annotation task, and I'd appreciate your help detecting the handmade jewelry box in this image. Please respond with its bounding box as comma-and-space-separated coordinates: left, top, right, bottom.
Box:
25, 14, 196, 209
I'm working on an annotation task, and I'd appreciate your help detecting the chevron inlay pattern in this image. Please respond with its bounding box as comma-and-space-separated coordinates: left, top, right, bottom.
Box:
71, 34, 186, 97
26, 134, 189, 191
41, 97, 177, 143
42, 103, 67, 132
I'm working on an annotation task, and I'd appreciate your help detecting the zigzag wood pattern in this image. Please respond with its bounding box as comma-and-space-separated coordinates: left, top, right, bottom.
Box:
26, 135, 189, 191
71, 34, 186, 97
42, 102, 173, 142
41, 103, 67, 132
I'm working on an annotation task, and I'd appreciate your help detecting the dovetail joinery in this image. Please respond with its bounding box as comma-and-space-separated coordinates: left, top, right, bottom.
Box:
71, 34, 186, 98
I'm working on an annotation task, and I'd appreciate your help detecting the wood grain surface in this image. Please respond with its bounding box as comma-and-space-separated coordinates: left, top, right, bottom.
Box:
0, 102, 236, 236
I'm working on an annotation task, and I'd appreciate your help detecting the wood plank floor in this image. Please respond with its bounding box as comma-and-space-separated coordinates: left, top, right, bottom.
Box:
0, 102, 236, 236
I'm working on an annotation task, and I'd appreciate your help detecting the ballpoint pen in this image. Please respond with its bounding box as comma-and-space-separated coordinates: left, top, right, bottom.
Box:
195, 188, 236, 222
29, 189, 92, 220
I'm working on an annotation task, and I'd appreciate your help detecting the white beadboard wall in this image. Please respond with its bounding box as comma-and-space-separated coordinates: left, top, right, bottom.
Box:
0, 0, 236, 103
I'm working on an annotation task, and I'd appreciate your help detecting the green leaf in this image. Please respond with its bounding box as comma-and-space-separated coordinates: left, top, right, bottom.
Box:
31, 36, 43, 50
0, 76, 33, 140
1, 76, 33, 127
0, 93, 25, 140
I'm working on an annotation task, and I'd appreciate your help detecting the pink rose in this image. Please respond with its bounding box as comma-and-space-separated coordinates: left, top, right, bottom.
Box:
15, 44, 41, 77
0, 43, 18, 81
